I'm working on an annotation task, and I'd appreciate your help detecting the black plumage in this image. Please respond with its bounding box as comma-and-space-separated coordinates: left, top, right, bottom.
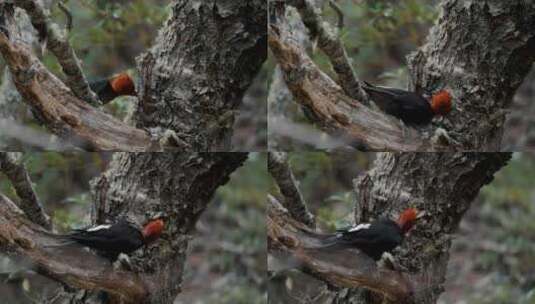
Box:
89, 79, 117, 104
362, 82, 434, 125
318, 218, 403, 261
65, 219, 144, 260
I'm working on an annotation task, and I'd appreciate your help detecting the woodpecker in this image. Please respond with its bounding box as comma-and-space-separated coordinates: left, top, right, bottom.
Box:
362, 82, 452, 125
56, 217, 164, 260
89, 73, 136, 104
315, 208, 419, 261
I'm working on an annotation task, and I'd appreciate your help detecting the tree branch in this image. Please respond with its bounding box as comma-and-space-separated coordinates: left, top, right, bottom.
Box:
90, 152, 249, 303
14, 0, 100, 106
268, 23, 437, 151
0, 31, 179, 151
0, 194, 148, 304
0, 152, 51, 230
284, 0, 368, 103
268, 152, 315, 227
352, 152, 512, 303
267, 196, 412, 303
272, 0, 535, 151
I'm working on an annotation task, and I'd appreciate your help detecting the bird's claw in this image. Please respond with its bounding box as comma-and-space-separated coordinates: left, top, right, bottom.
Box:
114, 253, 133, 271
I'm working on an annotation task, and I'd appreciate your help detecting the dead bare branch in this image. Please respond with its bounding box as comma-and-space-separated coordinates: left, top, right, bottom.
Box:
0, 32, 179, 151
15, 0, 100, 105
268, 152, 315, 227
268, 24, 440, 151
0, 152, 51, 230
0, 194, 148, 304
283, 0, 367, 103
267, 196, 413, 303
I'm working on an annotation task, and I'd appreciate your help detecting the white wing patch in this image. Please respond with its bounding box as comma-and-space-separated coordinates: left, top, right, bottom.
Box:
86, 224, 112, 232
348, 223, 370, 232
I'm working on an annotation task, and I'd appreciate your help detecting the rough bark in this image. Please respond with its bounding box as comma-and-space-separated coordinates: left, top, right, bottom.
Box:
0, 194, 148, 304
0, 152, 248, 304
269, 1, 535, 151
0, 4, 44, 150
0, 152, 51, 229
135, 0, 267, 151
268, 152, 315, 227
15, 0, 100, 105
267, 196, 412, 303
89, 152, 249, 304
268, 152, 511, 304
268, 14, 429, 151
351, 152, 512, 303
0, 1, 267, 151
267, 6, 342, 150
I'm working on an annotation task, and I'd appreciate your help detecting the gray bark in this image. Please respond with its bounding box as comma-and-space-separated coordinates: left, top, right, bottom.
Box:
351, 152, 511, 303
0, 4, 42, 150
0, 152, 248, 304
269, 0, 535, 151
0, 152, 51, 229
88, 152, 248, 304
268, 151, 315, 227
405, 1, 535, 150
0, 0, 267, 151
268, 152, 511, 304
135, 0, 267, 151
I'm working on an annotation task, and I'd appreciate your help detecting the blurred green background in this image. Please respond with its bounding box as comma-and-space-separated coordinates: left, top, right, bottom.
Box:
0, 152, 267, 304
0, 0, 267, 151
269, 152, 535, 304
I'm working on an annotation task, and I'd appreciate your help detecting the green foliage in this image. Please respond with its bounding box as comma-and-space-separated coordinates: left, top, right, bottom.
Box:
313, 0, 437, 85
462, 153, 535, 302
2, 153, 103, 228
183, 153, 267, 303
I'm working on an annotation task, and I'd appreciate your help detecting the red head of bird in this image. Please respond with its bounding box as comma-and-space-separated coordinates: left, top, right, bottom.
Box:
430, 90, 452, 116
396, 208, 418, 234
142, 218, 164, 244
110, 73, 136, 97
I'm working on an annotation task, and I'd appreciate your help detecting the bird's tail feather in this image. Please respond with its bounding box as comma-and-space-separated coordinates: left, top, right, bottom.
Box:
42, 237, 78, 248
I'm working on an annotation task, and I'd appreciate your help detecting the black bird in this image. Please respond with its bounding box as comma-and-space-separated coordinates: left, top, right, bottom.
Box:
53, 218, 164, 260
314, 208, 419, 260
362, 82, 452, 125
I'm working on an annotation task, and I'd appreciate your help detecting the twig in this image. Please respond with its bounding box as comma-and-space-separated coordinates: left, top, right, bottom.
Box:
0, 194, 148, 303
268, 24, 439, 151
268, 152, 315, 228
0, 33, 181, 151
57, 1, 73, 32
15, 0, 100, 106
0, 153, 51, 230
267, 196, 413, 302
285, 0, 367, 104
328, 0, 344, 29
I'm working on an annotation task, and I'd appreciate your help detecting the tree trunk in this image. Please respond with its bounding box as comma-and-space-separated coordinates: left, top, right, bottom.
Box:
135, 0, 267, 151
89, 152, 248, 304
0, 0, 267, 151
268, 0, 535, 151
268, 152, 511, 304
351, 152, 511, 303
0, 152, 248, 304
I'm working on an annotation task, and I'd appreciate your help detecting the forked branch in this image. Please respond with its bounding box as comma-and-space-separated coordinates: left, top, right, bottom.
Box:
0, 152, 51, 229
267, 196, 413, 302
0, 32, 175, 151
268, 23, 437, 151
0, 194, 148, 303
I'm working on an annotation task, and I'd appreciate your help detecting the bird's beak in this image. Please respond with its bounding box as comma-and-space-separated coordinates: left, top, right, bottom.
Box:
416, 210, 426, 219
